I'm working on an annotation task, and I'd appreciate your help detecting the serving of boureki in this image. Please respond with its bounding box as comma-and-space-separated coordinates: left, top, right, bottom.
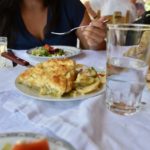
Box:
16, 58, 105, 98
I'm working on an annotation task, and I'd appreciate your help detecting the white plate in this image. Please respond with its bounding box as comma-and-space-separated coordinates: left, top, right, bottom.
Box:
26, 45, 81, 62
0, 132, 75, 150
15, 79, 105, 102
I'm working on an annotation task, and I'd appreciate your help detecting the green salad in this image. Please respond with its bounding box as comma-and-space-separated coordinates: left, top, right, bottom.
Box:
2, 143, 12, 150
31, 44, 65, 57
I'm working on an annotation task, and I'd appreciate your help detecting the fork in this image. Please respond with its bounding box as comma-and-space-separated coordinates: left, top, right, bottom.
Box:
51, 19, 109, 35
51, 25, 88, 35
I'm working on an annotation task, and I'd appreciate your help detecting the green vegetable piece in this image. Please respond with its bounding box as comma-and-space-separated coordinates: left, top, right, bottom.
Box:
2, 143, 12, 150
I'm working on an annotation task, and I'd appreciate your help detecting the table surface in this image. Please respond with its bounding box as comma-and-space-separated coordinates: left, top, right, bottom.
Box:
0, 49, 150, 150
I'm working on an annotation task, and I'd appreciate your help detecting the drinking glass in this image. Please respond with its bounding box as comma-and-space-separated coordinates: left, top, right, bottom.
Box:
106, 24, 150, 115
0, 37, 12, 68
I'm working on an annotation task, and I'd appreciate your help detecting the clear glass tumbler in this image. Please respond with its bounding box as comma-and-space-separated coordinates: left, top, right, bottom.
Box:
106, 24, 150, 115
0, 37, 8, 68
0, 37, 12, 68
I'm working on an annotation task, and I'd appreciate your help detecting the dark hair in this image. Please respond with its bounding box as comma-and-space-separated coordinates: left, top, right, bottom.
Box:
0, 0, 19, 47
0, 0, 59, 47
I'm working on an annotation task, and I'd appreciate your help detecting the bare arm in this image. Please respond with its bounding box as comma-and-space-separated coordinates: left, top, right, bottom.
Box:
84, 1, 97, 19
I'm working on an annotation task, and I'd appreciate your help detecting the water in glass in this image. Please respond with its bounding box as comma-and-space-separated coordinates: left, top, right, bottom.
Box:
106, 57, 148, 115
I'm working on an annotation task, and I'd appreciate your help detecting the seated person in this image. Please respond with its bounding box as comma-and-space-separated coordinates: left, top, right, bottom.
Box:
0, 0, 107, 50
134, 10, 150, 24
82, 0, 137, 23
135, 1, 145, 18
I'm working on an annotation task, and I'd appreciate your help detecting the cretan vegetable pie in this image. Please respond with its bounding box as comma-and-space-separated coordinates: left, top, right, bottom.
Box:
17, 58, 104, 97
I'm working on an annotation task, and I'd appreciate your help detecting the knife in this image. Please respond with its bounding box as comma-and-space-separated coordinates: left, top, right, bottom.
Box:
1, 51, 33, 67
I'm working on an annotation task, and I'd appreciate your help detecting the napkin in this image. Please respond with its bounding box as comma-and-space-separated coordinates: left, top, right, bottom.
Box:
3, 87, 106, 150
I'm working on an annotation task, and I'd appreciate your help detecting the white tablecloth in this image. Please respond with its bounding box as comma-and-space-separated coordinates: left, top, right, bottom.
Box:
0, 50, 150, 150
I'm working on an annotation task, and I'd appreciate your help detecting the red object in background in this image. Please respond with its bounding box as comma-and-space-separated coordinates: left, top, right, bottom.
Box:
12, 139, 50, 150
44, 44, 55, 51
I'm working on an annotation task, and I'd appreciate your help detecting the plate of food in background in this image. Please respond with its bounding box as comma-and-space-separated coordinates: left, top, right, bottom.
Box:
15, 58, 106, 102
0, 132, 75, 150
26, 44, 81, 62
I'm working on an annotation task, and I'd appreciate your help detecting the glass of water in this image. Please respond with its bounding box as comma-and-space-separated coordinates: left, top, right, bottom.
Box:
0, 37, 8, 68
0, 37, 12, 68
106, 24, 150, 115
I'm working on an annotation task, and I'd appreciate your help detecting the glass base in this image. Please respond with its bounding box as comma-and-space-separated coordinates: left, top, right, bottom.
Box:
0, 57, 13, 68
106, 102, 140, 116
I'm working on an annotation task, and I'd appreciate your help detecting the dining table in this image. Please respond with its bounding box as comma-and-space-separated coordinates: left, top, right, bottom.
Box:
0, 49, 150, 150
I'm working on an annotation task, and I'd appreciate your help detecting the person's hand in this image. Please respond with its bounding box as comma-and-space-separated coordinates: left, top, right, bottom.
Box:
81, 17, 107, 50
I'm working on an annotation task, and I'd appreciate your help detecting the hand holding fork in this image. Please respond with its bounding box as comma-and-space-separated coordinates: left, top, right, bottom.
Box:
51, 10, 105, 35
51, 19, 109, 35
79, 17, 108, 50
51, 16, 108, 50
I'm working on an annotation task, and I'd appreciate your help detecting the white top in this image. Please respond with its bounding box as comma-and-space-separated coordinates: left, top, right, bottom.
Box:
0, 50, 150, 150
89, 0, 137, 22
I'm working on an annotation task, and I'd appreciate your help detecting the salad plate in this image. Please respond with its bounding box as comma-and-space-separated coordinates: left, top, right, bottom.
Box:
26, 45, 81, 62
